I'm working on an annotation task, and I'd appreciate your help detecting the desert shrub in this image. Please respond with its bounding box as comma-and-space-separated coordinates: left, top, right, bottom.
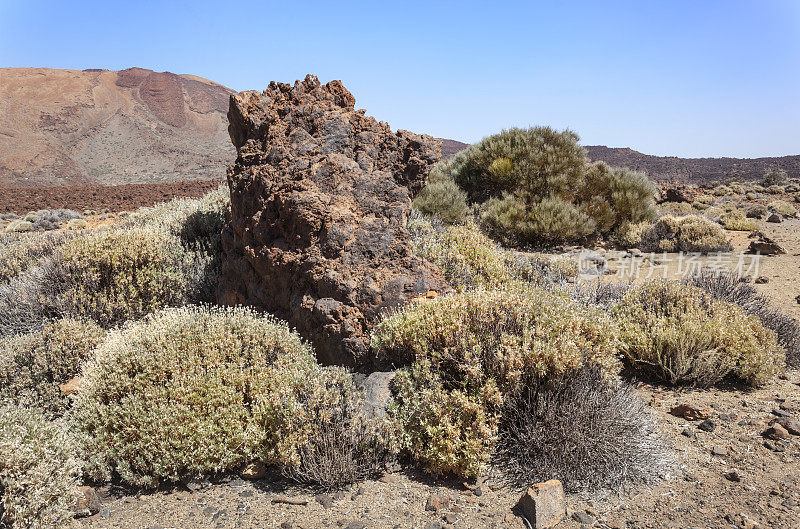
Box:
412, 176, 469, 224
408, 212, 575, 289
427, 128, 656, 246
567, 280, 632, 309
281, 380, 394, 490
4, 220, 33, 233
495, 366, 668, 492
751, 184, 765, 193
0, 403, 80, 529
612, 221, 652, 249
745, 191, 758, 200
786, 183, 799, 193
51, 229, 186, 327
639, 215, 731, 253
762, 168, 789, 187
0, 257, 70, 338
120, 185, 229, 303
719, 210, 757, 231
612, 281, 784, 387
767, 199, 797, 217
685, 271, 800, 367
371, 286, 620, 477
729, 183, 745, 195
0, 231, 73, 284
746, 204, 768, 218
481, 194, 597, 246
766, 185, 785, 195
73, 305, 380, 488
0, 319, 104, 416
694, 194, 714, 205
711, 185, 733, 196
65, 219, 88, 230
27, 209, 82, 231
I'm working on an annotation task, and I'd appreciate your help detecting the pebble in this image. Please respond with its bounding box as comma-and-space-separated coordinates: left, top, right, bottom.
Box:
315, 494, 334, 509
712, 445, 728, 456
572, 511, 596, 524
698, 419, 716, 432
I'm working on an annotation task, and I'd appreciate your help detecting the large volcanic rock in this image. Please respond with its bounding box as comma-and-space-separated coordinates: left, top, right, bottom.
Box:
217, 75, 448, 368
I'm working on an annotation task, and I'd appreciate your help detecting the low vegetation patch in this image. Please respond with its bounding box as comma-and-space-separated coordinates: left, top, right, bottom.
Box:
612, 281, 784, 387
0, 318, 104, 416
371, 286, 621, 478
767, 199, 797, 217
0, 403, 80, 529
639, 215, 731, 253
73, 305, 388, 489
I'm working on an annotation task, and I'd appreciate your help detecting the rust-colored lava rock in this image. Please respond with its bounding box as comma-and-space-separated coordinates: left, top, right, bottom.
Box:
217, 75, 448, 369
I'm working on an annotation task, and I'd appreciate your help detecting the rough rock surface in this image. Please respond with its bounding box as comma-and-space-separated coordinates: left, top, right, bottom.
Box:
218, 75, 448, 368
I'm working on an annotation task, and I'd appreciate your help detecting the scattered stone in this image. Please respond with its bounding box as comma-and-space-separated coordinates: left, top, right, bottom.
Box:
315, 494, 334, 509
681, 428, 695, 438
443, 512, 458, 524
755, 276, 769, 284
671, 403, 712, 421
426, 492, 451, 512
772, 408, 791, 418
766, 213, 783, 223
239, 490, 254, 498
73, 486, 101, 517
747, 232, 785, 255
712, 445, 728, 456
572, 510, 595, 525
218, 75, 448, 368
661, 186, 692, 203
99, 509, 111, 519
59, 375, 83, 396
344, 523, 365, 529
775, 417, 800, 435
239, 461, 267, 480
763, 423, 791, 440
723, 470, 742, 482
378, 474, 401, 483
179, 473, 207, 492
698, 419, 716, 432
516, 480, 566, 529
763, 440, 786, 452
271, 495, 309, 506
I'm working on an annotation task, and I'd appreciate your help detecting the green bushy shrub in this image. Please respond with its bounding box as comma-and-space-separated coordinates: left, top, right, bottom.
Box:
481, 194, 597, 246
0, 231, 73, 284
4, 220, 33, 234
694, 194, 714, 205
639, 215, 731, 253
73, 305, 384, 488
612, 281, 784, 387
766, 185, 785, 195
0, 318, 104, 416
613, 220, 653, 249
412, 176, 469, 224
0, 403, 80, 529
745, 191, 758, 200
768, 199, 797, 217
425, 128, 657, 246
371, 286, 620, 477
711, 185, 733, 196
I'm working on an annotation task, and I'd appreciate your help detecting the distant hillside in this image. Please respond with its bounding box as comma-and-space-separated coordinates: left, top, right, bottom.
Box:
585, 146, 800, 184
0, 67, 235, 187
440, 139, 800, 184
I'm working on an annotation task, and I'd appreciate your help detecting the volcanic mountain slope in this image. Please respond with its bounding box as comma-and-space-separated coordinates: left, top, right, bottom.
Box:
0, 67, 236, 187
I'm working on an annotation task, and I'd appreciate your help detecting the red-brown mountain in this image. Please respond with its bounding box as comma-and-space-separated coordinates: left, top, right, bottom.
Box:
0, 67, 235, 187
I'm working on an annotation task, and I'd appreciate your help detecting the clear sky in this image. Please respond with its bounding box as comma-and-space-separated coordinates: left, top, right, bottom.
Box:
1, 0, 798, 158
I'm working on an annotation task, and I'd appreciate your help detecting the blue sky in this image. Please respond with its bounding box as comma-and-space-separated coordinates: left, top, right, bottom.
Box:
1, 1, 798, 158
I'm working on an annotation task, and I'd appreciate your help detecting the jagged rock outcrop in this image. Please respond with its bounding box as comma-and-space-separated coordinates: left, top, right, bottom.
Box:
218, 75, 448, 368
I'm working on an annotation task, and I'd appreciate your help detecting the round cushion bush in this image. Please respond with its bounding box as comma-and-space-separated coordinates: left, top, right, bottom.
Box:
73, 305, 323, 487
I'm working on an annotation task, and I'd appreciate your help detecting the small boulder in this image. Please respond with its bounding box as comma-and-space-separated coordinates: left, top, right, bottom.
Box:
516, 480, 566, 529
425, 492, 451, 512
670, 403, 712, 421
764, 423, 791, 440
747, 232, 785, 255
766, 213, 783, 223
775, 417, 800, 436
356, 371, 395, 419
73, 486, 101, 517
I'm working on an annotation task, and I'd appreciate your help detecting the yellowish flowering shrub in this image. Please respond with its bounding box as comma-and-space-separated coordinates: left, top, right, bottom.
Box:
719, 209, 757, 231
0, 318, 104, 416
639, 215, 731, 253
408, 213, 576, 290
0, 232, 72, 284
613, 281, 784, 387
0, 403, 80, 529
371, 286, 620, 477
